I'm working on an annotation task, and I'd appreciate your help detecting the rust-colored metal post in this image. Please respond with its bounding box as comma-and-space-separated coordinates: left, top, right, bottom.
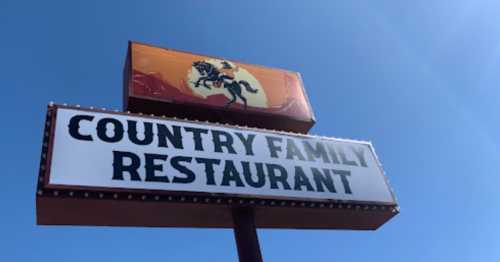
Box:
232, 207, 263, 262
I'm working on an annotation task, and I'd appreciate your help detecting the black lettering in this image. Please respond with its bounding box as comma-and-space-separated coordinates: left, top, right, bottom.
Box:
293, 166, 315, 191
144, 153, 169, 182
312, 168, 336, 193
266, 136, 283, 158
351, 146, 368, 167
286, 139, 305, 160
235, 132, 256, 156
195, 157, 220, 185
184, 127, 208, 151
266, 163, 291, 190
157, 124, 183, 149
221, 160, 244, 187
303, 140, 330, 163
339, 146, 357, 166
97, 118, 124, 143
212, 130, 236, 154
127, 120, 153, 145
332, 169, 352, 194
242, 161, 265, 188
326, 144, 341, 164
171, 156, 195, 184
112, 151, 141, 181
68, 115, 94, 141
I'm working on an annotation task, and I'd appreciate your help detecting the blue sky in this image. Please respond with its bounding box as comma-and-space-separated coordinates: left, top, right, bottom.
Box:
1, 1, 499, 261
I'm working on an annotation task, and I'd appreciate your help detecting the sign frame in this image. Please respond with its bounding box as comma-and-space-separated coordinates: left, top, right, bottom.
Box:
36, 103, 399, 229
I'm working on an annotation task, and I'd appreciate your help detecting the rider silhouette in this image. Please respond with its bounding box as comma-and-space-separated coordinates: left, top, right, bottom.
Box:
192, 60, 258, 109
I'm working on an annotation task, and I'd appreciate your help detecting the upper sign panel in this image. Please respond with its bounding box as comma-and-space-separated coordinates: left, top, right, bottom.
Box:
124, 42, 315, 133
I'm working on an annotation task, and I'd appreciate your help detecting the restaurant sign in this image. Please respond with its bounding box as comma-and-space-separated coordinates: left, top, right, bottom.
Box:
37, 104, 398, 229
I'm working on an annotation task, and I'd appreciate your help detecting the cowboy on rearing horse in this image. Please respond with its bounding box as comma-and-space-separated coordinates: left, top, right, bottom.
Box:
192, 61, 258, 109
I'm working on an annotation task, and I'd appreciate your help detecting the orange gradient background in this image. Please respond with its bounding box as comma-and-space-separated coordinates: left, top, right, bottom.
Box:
130, 42, 313, 120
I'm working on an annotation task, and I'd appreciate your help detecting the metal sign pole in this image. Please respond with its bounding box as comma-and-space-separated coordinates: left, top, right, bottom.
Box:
232, 207, 263, 262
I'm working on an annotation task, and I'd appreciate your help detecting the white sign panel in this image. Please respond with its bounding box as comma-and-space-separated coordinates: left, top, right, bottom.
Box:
48, 107, 395, 204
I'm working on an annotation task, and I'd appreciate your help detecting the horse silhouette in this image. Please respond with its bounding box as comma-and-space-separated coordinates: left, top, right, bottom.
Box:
192, 61, 258, 109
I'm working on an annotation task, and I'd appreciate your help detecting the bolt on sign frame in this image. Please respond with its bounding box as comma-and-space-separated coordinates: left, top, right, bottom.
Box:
123, 42, 316, 134
36, 104, 398, 230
